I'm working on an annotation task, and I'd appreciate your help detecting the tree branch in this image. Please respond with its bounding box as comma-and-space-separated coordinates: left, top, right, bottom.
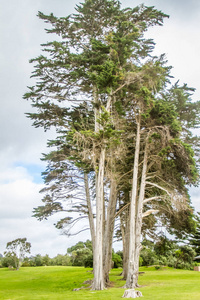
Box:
142, 209, 159, 218
143, 196, 163, 204
145, 181, 171, 197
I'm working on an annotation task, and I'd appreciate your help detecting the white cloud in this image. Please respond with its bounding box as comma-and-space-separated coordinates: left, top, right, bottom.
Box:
145, 21, 200, 97
190, 187, 200, 213
0, 179, 40, 219
0, 166, 90, 257
0, 216, 76, 257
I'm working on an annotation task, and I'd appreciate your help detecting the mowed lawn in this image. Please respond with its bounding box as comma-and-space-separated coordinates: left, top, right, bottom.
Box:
0, 266, 200, 300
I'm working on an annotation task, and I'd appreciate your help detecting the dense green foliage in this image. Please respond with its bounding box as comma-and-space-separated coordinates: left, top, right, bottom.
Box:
67, 240, 93, 266
140, 237, 197, 270
189, 213, 200, 256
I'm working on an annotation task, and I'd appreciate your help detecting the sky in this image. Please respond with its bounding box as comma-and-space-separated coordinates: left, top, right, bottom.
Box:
0, 0, 200, 257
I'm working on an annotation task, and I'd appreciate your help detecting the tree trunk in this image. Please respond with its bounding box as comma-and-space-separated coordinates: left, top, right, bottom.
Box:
103, 179, 117, 284
92, 84, 105, 290
125, 120, 141, 289
84, 173, 95, 250
93, 148, 105, 290
121, 208, 130, 280
125, 131, 149, 291
92, 88, 114, 289
133, 140, 148, 284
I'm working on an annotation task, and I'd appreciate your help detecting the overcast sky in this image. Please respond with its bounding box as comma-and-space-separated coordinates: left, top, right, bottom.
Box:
0, 0, 200, 257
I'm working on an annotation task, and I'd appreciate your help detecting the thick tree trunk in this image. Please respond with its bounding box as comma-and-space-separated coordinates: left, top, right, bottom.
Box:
92, 84, 104, 290
84, 173, 95, 250
103, 92, 116, 284
133, 140, 148, 285
92, 88, 114, 289
121, 209, 130, 280
93, 148, 105, 290
125, 133, 149, 293
103, 179, 117, 284
124, 136, 148, 292
125, 120, 141, 289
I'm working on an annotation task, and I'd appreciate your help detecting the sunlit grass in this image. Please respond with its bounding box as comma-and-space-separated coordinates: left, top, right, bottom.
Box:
0, 266, 200, 299
138, 266, 200, 300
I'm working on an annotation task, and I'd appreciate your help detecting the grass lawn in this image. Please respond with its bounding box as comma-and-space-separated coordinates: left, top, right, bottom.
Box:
0, 266, 200, 299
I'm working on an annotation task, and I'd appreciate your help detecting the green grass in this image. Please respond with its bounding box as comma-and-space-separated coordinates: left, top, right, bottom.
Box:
0, 266, 200, 299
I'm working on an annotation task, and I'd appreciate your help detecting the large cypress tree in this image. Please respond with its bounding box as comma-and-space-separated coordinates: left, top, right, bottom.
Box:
24, 0, 200, 293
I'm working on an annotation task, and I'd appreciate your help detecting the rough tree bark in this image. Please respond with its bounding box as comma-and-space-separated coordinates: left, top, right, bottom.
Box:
132, 138, 148, 286
103, 179, 117, 284
93, 148, 106, 290
84, 173, 95, 250
92, 88, 116, 289
121, 208, 130, 280
125, 119, 141, 289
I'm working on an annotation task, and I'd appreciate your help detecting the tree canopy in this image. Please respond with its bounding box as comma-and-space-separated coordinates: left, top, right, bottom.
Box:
5, 238, 31, 270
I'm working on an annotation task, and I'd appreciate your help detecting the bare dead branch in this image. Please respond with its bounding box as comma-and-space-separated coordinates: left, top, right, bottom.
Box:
145, 181, 171, 197
142, 209, 159, 218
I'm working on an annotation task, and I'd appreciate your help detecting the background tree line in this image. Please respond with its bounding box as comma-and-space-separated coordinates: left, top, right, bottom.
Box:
1, 228, 200, 270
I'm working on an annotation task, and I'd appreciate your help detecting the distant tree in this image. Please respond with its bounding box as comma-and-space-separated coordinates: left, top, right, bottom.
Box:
112, 250, 122, 268
1, 252, 16, 268
154, 235, 177, 257
67, 240, 92, 254
5, 238, 31, 270
0, 254, 2, 268
189, 212, 200, 256
32, 254, 43, 266
67, 240, 92, 266
42, 254, 51, 266
175, 245, 196, 269
84, 253, 93, 268
51, 254, 72, 266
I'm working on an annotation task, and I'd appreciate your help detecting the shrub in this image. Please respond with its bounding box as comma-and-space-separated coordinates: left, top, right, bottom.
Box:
158, 255, 168, 266
1, 253, 16, 268
112, 253, 122, 268
21, 261, 30, 267
84, 254, 93, 268
166, 255, 177, 268
139, 256, 143, 267
140, 247, 159, 266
